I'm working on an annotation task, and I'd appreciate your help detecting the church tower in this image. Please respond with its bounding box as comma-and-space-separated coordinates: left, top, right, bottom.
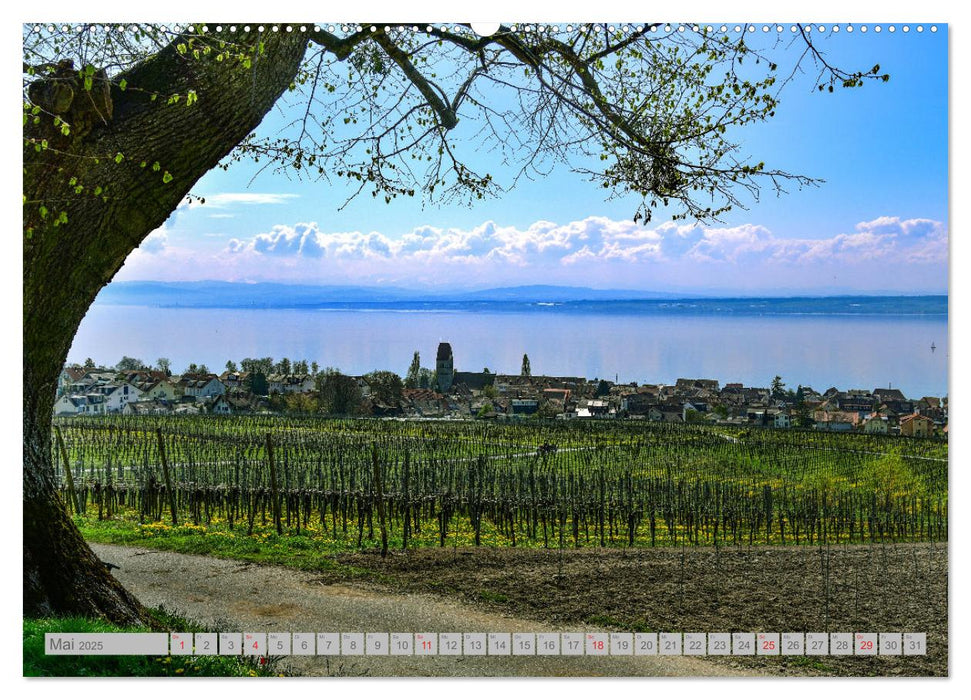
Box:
435, 342, 454, 393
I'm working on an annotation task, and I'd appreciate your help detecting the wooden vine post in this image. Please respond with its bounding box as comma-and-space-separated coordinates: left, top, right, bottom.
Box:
372, 444, 389, 557
156, 427, 178, 526
266, 433, 283, 535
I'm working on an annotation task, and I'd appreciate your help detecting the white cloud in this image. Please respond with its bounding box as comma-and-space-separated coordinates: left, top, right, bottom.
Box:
136, 226, 168, 254
224, 215, 946, 269
115, 215, 947, 292
181, 192, 299, 210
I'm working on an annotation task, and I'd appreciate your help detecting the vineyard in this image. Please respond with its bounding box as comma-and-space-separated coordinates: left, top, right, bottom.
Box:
54, 416, 948, 551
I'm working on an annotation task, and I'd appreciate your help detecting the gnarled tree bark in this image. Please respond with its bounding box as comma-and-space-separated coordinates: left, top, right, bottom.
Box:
23, 28, 308, 621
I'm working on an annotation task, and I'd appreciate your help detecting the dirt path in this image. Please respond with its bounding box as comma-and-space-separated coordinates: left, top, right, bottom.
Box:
92, 543, 758, 677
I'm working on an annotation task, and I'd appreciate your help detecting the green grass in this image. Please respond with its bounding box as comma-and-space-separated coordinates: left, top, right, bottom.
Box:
75, 503, 544, 570
78, 512, 409, 580
477, 589, 509, 604
24, 609, 282, 677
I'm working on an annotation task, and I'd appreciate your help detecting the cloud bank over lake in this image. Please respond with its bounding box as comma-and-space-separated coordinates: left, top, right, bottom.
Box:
117, 213, 947, 295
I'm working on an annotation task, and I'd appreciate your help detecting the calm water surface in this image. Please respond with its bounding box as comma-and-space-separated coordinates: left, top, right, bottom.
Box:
69, 305, 949, 398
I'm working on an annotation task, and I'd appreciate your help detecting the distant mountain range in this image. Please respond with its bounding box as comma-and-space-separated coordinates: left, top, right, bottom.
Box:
93, 281, 947, 316
95, 281, 697, 307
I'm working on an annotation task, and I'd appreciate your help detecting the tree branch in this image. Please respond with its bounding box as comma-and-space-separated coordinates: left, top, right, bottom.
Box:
372, 28, 458, 130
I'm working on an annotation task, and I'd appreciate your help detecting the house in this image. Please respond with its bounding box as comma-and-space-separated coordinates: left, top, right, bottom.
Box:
282, 374, 315, 393
916, 397, 946, 423
675, 378, 720, 394
873, 387, 906, 403
773, 411, 792, 429
402, 388, 447, 417
123, 400, 170, 415
83, 370, 118, 386
813, 410, 859, 432
54, 394, 87, 416
900, 413, 934, 438
211, 392, 259, 415
880, 399, 914, 416
266, 374, 315, 394
836, 391, 875, 414
511, 398, 540, 415
138, 378, 179, 402
862, 415, 889, 434
54, 393, 106, 416
266, 374, 286, 394
94, 382, 141, 412
541, 388, 571, 410
584, 399, 610, 417
622, 392, 654, 416
174, 373, 225, 398
682, 400, 708, 422
219, 371, 251, 391
57, 366, 88, 396
119, 369, 169, 385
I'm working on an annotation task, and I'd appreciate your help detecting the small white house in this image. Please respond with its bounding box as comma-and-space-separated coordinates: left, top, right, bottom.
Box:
95, 382, 141, 412
54, 394, 106, 416
176, 374, 226, 398
54, 395, 86, 416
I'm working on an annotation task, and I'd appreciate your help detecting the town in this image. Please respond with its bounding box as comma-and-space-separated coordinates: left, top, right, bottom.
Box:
56, 342, 947, 438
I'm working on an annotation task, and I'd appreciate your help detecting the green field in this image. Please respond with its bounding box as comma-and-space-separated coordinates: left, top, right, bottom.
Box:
56, 415, 948, 554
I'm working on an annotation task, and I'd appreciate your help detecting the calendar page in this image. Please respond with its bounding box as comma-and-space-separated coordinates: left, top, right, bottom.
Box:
22, 7, 949, 682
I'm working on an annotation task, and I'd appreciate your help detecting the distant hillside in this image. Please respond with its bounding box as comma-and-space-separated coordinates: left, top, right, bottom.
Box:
95, 281, 686, 307
93, 282, 947, 316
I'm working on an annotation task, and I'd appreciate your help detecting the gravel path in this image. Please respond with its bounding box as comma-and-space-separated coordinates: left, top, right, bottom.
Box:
92, 543, 757, 677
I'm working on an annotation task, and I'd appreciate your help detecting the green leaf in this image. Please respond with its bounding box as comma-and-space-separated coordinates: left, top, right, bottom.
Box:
114, 152, 124, 164
118, 78, 127, 91
151, 161, 161, 172
83, 75, 92, 92
162, 171, 173, 184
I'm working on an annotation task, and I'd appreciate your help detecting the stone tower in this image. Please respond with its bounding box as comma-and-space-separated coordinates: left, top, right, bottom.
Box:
435, 342, 454, 393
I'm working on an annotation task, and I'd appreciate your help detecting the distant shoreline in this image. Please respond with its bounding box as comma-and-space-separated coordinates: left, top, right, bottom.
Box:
93, 286, 948, 317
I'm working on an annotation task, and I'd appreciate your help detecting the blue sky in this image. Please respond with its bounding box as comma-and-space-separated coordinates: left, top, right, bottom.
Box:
114, 23, 948, 295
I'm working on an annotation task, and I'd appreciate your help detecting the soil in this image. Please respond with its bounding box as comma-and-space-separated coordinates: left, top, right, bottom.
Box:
91, 543, 750, 677
327, 541, 948, 677
91, 540, 948, 677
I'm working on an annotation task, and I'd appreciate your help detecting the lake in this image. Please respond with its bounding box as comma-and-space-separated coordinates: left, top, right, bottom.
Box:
68, 301, 949, 398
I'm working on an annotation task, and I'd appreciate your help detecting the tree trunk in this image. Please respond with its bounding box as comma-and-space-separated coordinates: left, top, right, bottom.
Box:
23, 27, 308, 621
